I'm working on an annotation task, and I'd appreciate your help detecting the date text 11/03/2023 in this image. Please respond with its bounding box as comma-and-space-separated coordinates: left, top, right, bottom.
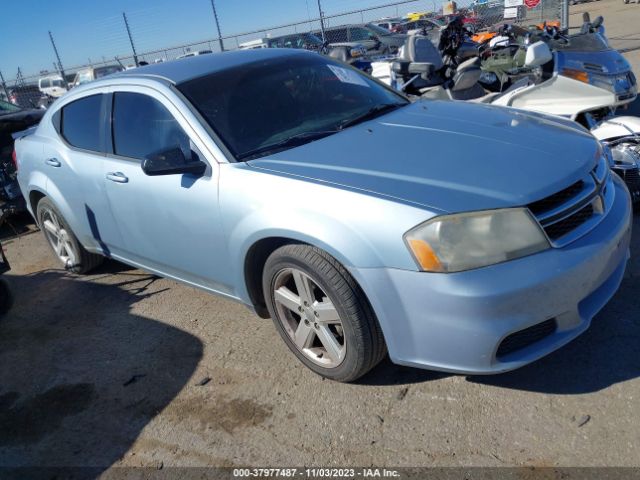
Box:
232, 468, 401, 478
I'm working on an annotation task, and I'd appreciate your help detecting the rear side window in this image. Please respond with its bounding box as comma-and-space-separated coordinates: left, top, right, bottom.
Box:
112, 92, 190, 161
60, 94, 103, 152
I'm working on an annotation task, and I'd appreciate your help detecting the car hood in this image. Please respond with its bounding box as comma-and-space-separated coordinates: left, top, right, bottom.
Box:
248, 101, 598, 213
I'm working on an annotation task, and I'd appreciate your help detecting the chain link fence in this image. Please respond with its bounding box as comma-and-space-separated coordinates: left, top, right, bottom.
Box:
1, 0, 565, 110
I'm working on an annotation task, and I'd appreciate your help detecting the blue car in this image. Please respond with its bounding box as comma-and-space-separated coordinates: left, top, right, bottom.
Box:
15, 49, 632, 382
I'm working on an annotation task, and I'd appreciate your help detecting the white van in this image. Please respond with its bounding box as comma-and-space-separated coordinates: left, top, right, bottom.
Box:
38, 75, 67, 98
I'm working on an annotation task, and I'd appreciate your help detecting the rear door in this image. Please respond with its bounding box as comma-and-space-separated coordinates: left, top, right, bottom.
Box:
102, 86, 231, 294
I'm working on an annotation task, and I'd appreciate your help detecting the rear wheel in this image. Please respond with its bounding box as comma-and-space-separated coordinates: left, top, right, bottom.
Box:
263, 244, 386, 382
36, 197, 103, 274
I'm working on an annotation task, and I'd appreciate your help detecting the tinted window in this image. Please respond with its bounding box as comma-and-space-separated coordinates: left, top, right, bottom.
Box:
60, 94, 103, 151
178, 54, 407, 161
40, 79, 51, 88
112, 92, 191, 161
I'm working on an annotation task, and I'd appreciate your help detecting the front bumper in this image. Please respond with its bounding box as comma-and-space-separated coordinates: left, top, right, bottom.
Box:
352, 175, 632, 374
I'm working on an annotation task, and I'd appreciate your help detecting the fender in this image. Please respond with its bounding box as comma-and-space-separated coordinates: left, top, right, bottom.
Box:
591, 116, 640, 141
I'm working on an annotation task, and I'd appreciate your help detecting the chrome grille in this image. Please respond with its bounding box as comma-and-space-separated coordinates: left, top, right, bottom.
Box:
527, 158, 611, 247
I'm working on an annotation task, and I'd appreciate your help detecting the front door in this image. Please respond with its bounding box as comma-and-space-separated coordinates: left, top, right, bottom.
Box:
102, 88, 231, 295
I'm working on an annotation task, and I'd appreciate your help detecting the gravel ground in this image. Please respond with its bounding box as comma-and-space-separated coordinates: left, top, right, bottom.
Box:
1, 1, 639, 470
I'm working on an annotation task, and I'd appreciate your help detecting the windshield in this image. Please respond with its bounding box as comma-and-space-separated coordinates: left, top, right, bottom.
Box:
177, 54, 408, 161
551, 32, 610, 52
0, 99, 22, 115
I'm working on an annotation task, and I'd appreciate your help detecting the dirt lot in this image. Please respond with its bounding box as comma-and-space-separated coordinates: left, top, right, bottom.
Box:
1, 1, 640, 470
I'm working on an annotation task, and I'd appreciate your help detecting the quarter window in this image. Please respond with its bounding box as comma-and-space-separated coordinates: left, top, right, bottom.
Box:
60, 94, 103, 152
112, 92, 191, 161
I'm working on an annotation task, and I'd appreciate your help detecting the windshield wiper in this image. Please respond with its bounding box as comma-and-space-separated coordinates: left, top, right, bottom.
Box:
338, 103, 404, 130
238, 130, 339, 161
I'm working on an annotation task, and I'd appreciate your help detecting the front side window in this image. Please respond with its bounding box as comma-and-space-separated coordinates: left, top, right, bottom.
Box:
40, 79, 51, 88
60, 94, 103, 151
178, 54, 408, 161
112, 92, 191, 161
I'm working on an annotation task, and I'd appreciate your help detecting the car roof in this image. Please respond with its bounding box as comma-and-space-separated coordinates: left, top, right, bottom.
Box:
115, 48, 311, 85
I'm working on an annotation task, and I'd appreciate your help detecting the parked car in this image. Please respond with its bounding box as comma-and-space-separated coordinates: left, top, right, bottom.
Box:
0, 99, 44, 212
240, 33, 324, 51
239, 32, 369, 68
176, 50, 213, 59
391, 17, 446, 38
38, 74, 67, 98
15, 50, 632, 382
315, 24, 406, 56
71, 65, 124, 87
373, 17, 403, 31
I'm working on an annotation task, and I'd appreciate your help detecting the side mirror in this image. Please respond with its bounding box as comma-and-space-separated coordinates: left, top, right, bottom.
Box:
524, 41, 552, 68
142, 147, 207, 177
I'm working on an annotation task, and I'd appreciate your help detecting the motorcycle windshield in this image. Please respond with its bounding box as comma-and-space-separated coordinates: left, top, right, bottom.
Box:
552, 32, 610, 52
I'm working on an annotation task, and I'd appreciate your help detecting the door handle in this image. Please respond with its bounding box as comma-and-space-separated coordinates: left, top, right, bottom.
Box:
106, 172, 129, 184
45, 158, 61, 167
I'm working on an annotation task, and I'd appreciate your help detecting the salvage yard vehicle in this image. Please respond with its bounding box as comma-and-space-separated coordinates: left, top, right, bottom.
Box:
15, 50, 632, 382
0, 99, 44, 214
71, 65, 124, 87
38, 74, 68, 98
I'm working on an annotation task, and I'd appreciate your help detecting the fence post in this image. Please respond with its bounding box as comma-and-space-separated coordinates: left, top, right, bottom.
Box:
123, 13, 139, 67
560, 0, 569, 31
48, 31, 69, 89
317, 0, 327, 42
210, 0, 225, 52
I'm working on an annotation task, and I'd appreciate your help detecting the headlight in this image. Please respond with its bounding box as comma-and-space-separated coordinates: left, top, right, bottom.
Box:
405, 208, 550, 273
611, 143, 640, 167
601, 142, 615, 168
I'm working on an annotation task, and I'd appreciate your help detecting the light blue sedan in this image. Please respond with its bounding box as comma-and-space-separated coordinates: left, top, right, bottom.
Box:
15, 49, 632, 382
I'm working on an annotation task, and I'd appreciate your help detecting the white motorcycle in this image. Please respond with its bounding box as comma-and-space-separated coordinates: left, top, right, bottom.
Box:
372, 17, 640, 201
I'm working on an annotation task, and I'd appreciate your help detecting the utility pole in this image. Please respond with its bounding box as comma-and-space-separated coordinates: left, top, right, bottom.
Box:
317, 0, 327, 43
123, 13, 139, 67
560, 0, 569, 31
48, 31, 69, 89
210, 0, 225, 52
0, 70, 9, 102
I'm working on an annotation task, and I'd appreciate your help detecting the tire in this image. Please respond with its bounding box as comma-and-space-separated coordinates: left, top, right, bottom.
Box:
0, 278, 13, 316
36, 197, 103, 274
263, 244, 386, 382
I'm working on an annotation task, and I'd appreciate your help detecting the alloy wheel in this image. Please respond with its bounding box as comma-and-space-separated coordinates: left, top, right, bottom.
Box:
41, 207, 78, 269
272, 268, 346, 368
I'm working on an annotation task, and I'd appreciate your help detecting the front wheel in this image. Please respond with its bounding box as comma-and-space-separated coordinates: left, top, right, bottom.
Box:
263, 244, 386, 382
36, 197, 103, 274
